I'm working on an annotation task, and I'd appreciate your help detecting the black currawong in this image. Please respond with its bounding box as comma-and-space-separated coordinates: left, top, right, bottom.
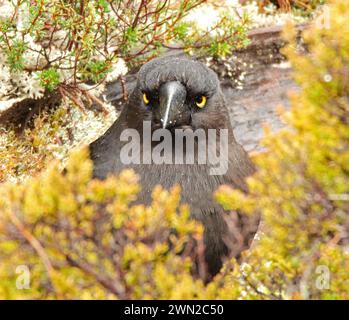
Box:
89, 55, 259, 279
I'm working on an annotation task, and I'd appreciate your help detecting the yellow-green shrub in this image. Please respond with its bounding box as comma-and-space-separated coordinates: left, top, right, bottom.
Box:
215, 0, 349, 299
0, 147, 250, 299
0, 148, 207, 299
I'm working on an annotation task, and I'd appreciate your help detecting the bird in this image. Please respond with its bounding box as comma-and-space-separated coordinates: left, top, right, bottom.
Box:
89, 55, 258, 279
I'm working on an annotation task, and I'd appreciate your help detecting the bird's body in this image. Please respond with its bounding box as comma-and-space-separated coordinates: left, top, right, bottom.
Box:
90, 55, 258, 278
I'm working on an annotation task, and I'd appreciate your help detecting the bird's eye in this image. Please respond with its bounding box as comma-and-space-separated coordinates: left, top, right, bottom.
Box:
143, 93, 150, 105
195, 95, 207, 108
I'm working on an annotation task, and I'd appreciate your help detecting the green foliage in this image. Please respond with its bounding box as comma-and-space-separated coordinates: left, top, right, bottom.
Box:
39, 68, 60, 92
173, 22, 190, 42
81, 60, 111, 83
215, 0, 349, 299
0, 0, 250, 96
5, 39, 27, 71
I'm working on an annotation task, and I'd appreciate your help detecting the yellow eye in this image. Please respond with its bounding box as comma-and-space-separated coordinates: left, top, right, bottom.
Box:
195, 95, 207, 108
143, 93, 150, 105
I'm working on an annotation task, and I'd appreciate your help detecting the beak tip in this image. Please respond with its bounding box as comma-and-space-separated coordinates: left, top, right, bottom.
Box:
161, 119, 166, 129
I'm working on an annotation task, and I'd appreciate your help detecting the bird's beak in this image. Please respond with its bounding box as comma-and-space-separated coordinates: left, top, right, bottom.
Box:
157, 81, 188, 129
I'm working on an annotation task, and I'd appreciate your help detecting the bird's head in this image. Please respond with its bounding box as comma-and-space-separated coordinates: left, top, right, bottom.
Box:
128, 55, 229, 131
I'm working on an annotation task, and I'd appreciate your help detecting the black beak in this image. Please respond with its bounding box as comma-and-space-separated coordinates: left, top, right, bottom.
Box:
156, 81, 189, 129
